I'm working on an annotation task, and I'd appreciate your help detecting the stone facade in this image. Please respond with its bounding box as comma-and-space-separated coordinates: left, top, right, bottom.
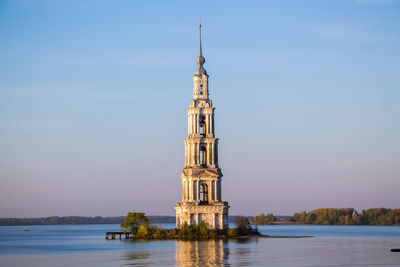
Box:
175, 25, 229, 230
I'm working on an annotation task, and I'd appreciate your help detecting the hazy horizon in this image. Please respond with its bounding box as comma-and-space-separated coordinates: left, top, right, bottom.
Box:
1, 0, 399, 218
1, 208, 391, 219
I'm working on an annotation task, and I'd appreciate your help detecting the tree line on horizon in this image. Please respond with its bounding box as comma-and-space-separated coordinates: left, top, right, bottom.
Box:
1, 208, 399, 226
252, 213, 275, 225
0, 216, 176, 226
290, 208, 400, 225
252, 208, 400, 225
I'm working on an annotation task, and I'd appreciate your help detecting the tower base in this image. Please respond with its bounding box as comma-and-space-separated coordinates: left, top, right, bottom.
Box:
175, 202, 229, 230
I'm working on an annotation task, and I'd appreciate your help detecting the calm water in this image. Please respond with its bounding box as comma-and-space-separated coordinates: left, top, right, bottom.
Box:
0, 224, 400, 266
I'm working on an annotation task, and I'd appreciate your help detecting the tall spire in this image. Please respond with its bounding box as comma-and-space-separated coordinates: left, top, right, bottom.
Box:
195, 23, 207, 76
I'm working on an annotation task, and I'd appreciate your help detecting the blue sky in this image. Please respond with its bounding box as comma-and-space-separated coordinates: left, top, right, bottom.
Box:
0, 0, 399, 217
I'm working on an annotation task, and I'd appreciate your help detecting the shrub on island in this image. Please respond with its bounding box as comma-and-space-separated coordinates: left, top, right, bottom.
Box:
234, 216, 260, 236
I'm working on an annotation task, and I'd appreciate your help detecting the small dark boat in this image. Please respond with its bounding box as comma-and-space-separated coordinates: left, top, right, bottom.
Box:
23, 229, 29, 231
391, 249, 400, 252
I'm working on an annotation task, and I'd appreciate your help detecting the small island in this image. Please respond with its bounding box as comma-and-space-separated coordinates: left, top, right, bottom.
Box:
110, 212, 261, 240
105, 212, 312, 240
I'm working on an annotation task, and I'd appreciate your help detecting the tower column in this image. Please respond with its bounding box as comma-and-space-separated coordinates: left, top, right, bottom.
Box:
192, 114, 195, 135
191, 143, 195, 166
211, 143, 214, 165
193, 180, 196, 201
212, 114, 214, 134
189, 180, 193, 201
195, 114, 198, 134
188, 115, 191, 136
186, 180, 190, 201
194, 143, 198, 166
207, 180, 211, 202
214, 180, 217, 201
208, 143, 212, 166
187, 143, 189, 166
196, 180, 199, 201
208, 114, 211, 135
182, 180, 185, 201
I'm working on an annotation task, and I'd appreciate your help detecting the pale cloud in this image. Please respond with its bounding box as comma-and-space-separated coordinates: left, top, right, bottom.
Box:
356, 0, 398, 4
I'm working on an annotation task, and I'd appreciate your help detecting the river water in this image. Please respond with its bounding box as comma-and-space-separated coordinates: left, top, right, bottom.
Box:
0, 224, 399, 266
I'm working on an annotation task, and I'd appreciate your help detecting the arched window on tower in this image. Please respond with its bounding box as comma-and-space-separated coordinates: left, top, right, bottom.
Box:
199, 82, 203, 94
199, 146, 206, 167
199, 115, 206, 137
200, 183, 208, 203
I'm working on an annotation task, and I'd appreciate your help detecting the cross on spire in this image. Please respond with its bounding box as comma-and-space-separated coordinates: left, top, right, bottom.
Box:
195, 22, 207, 76
199, 22, 203, 58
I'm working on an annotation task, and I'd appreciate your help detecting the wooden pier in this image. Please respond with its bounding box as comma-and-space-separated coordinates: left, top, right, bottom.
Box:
105, 232, 132, 240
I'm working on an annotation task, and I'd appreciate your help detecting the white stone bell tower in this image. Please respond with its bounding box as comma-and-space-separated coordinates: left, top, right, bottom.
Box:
175, 24, 229, 230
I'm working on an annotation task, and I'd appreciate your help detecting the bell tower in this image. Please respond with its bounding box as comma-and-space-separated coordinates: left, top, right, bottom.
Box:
175, 24, 229, 230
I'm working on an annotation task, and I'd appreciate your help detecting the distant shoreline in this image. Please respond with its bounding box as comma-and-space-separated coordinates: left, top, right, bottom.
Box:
0, 216, 264, 226
0, 216, 175, 226
1, 215, 399, 226
236, 235, 313, 239
0, 216, 250, 226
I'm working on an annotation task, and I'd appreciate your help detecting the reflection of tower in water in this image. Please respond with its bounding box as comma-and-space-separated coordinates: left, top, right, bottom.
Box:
175, 240, 229, 266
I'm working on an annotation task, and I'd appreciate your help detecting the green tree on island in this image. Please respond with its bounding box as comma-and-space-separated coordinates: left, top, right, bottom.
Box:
120, 212, 150, 235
